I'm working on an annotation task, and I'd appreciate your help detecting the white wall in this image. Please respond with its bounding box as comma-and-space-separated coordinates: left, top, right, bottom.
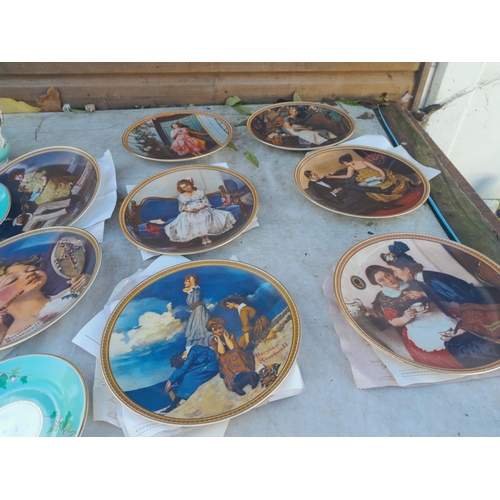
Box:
422, 62, 500, 200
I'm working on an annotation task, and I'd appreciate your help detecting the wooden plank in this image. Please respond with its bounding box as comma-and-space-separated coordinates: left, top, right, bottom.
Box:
380, 103, 500, 263
0, 65, 422, 109
0, 62, 422, 75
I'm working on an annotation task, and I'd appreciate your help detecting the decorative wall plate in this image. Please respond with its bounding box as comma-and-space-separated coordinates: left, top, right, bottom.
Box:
0, 147, 101, 241
120, 166, 258, 255
101, 260, 301, 426
122, 111, 233, 162
334, 233, 500, 374
0, 354, 88, 437
247, 101, 355, 151
0, 227, 101, 350
295, 145, 430, 218
0, 183, 11, 224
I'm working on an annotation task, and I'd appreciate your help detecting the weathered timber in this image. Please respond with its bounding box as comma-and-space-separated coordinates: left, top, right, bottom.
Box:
381, 103, 500, 263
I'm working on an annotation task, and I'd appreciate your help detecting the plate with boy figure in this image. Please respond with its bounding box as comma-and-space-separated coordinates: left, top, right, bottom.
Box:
295, 145, 430, 218
101, 260, 301, 426
120, 165, 258, 255
335, 233, 500, 374
247, 101, 355, 151
0, 147, 100, 241
122, 111, 234, 162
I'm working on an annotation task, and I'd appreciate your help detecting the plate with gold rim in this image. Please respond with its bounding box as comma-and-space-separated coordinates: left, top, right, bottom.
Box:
247, 101, 355, 151
0, 146, 101, 241
119, 165, 258, 255
101, 259, 301, 426
295, 145, 430, 218
0, 226, 101, 350
334, 233, 500, 374
0, 354, 88, 437
122, 111, 234, 162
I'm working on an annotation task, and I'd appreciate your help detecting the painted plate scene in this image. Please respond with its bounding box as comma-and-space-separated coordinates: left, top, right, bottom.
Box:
0, 354, 87, 437
101, 261, 300, 425
247, 102, 354, 151
120, 166, 258, 255
0, 227, 101, 350
123, 111, 233, 161
295, 146, 429, 218
335, 234, 500, 374
0, 147, 100, 241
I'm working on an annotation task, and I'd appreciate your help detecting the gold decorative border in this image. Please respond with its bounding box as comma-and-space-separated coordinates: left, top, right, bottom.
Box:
334, 232, 500, 374
0, 226, 102, 351
247, 101, 355, 151
101, 259, 301, 426
0, 146, 101, 229
122, 110, 234, 162
294, 145, 431, 219
119, 165, 259, 256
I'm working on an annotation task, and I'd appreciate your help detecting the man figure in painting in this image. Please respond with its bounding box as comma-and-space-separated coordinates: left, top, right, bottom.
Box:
208, 317, 260, 396
219, 295, 270, 349
304, 170, 392, 214
161, 345, 219, 414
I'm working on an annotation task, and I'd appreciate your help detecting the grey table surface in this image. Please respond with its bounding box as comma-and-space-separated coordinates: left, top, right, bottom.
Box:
2, 103, 499, 437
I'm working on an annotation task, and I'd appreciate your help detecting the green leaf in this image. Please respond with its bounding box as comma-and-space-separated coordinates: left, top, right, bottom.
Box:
232, 105, 252, 116
11, 364, 21, 375
339, 97, 361, 106
0, 373, 7, 389
244, 151, 259, 167
20, 376, 28, 384
226, 141, 237, 151
225, 96, 243, 107
50, 411, 57, 419
62, 411, 72, 429
292, 91, 302, 102
47, 426, 55, 433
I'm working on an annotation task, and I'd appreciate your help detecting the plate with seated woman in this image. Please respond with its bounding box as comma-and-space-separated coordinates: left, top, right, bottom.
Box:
294, 145, 430, 218
247, 102, 355, 151
0, 226, 101, 350
335, 233, 500, 374
119, 165, 258, 255
0, 146, 101, 241
122, 111, 234, 162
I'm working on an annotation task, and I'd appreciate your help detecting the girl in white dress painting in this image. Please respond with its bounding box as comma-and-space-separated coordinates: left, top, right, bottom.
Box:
165, 178, 236, 245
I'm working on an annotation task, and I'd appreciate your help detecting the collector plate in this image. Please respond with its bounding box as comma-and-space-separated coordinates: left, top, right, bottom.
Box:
0, 183, 11, 224
295, 145, 430, 218
122, 111, 233, 162
247, 101, 355, 151
334, 233, 500, 374
0, 354, 88, 436
120, 165, 258, 255
101, 260, 301, 426
0, 227, 101, 350
0, 147, 101, 241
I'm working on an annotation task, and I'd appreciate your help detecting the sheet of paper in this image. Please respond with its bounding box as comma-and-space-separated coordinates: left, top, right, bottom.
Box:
74, 149, 118, 230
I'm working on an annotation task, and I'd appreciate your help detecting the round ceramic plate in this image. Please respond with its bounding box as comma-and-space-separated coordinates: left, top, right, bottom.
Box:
0, 183, 11, 224
122, 111, 234, 162
295, 145, 430, 218
0, 227, 101, 350
101, 260, 301, 426
247, 101, 355, 151
0, 146, 101, 242
120, 165, 258, 255
0, 354, 88, 436
335, 233, 500, 374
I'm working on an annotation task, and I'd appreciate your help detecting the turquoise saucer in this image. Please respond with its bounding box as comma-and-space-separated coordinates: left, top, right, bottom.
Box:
0, 183, 10, 224
0, 354, 88, 437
